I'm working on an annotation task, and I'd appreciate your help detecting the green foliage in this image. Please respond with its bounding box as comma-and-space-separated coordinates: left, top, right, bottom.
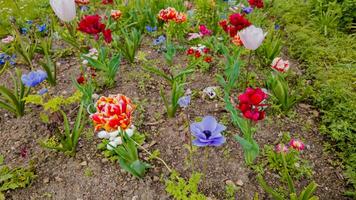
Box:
39, 37, 56, 86
73, 77, 95, 109
115, 28, 142, 64
257, 174, 319, 200
24, 91, 82, 113
83, 47, 121, 87
256, 27, 283, 68
262, 145, 313, 181
41, 103, 86, 156
144, 65, 194, 118
193, 0, 220, 33
164, 42, 176, 66
270, 0, 356, 194
266, 73, 297, 112
0, 69, 30, 117
110, 132, 150, 178
12, 30, 37, 68
217, 46, 259, 165
165, 171, 207, 200
0, 0, 49, 36
257, 150, 318, 200
0, 155, 36, 198
225, 182, 238, 200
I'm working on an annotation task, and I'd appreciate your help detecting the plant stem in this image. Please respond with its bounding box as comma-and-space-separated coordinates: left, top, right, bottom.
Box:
131, 138, 172, 173
281, 152, 296, 194
246, 51, 253, 88
184, 109, 194, 171
203, 147, 209, 180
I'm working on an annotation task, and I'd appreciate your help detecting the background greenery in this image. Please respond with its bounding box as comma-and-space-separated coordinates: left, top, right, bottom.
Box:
269, 0, 356, 196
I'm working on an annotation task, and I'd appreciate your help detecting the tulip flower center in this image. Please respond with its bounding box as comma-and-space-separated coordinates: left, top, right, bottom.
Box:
203, 130, 212, 139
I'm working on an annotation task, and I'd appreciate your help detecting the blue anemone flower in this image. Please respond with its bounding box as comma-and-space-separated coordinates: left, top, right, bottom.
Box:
20, 28, 28, 35
37, 24, 47, 33
178, 95, 191, 108
153, 35, 166, 45
190, 116, 226, 147
26, 20, 33, 25
38, 88, 48, 95
145, 25, 157, 33
21, 70, 47, 87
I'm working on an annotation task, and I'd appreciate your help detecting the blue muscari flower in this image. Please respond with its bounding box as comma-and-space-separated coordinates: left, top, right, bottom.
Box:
26, 20, 33, 25
153, 35, 166, 45
145, 25, 157, 33
274, 24, 280, 30
178, 95, 191, 108
38, 88, 48, 95
190, 116, 226, 147
21, 27, 28, 35
21, 70, 47, 87
37, 24, 47, 33
243, 7, 253, 14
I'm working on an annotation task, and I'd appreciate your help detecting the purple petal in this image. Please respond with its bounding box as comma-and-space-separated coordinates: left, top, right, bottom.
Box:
209, 136, 226, 147
213, 124, 226, 135
190, 123, 206, 139
199, 116, 217, 132
192, 139, 209, 147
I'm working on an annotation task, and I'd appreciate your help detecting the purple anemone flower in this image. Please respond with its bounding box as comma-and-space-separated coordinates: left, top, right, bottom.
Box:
178, 95, 191, 108
242, 7, 253, 14
190, 116, 226, 147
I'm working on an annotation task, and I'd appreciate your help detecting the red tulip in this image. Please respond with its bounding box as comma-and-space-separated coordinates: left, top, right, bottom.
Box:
78, 15, 106, 35
237, 87, 268, 121
103, 29, 112, 43
248, 0, 264, 8
102, 0, 113, 4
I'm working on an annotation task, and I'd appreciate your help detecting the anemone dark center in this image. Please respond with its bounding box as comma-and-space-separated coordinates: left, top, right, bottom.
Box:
203, 130, 212, 139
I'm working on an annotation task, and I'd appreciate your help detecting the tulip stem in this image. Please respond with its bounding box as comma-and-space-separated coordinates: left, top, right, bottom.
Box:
185, 110, 194, 172
246, 51, 253, 88
203, 147, 209, 180
131, 138, 172, 173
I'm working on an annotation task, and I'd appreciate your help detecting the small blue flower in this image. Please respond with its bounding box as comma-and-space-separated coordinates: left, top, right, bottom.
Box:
38, 88, 48, 95
21, 70, 47, 87
153, 35, 166, 45
20, 28, 28, 35
178, 95, 191, 108
242, 7, 253, 14
0, 59, 5, 65
190, 116, 226, 147
274, 24, 280, 30
145, 25, 157, 33
37, 24, 47, 33
26, 20, 33, 25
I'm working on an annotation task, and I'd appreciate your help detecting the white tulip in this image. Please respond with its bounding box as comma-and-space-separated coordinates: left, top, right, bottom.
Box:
107, 141, 117, 150
125, 126, 135, 137
50, 0, 76, 22
112, 137, 122, 145
108, 131, 119, 141
238, 25, 267, 50
97, 131, 110, 139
